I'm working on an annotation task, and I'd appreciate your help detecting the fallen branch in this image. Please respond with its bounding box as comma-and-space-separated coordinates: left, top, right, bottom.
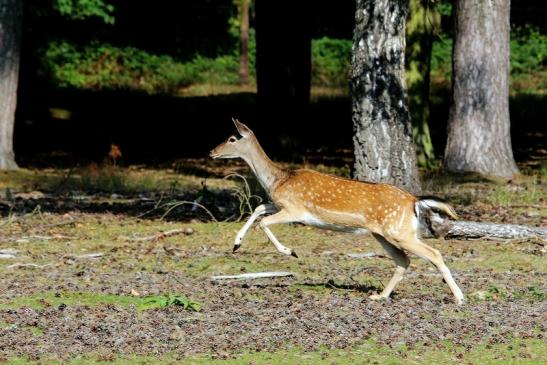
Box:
347, 252, 387, 259
123, 228, 194, 242
426, 215, 547, 242
63, 253, 104, 260
7, 262, 52, 269
211, 272, 295, 281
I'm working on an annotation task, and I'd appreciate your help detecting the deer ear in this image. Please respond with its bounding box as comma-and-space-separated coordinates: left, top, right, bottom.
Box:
232, 118, 253, 138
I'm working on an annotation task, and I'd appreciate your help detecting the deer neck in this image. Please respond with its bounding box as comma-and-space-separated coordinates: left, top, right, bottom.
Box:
241, 138, 286, 194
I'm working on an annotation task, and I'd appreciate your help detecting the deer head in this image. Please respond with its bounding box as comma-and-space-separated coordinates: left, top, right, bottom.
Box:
210, 118, 256, 160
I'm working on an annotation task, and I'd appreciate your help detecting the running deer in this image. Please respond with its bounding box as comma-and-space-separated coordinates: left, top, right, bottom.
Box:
210, 119, 465, 305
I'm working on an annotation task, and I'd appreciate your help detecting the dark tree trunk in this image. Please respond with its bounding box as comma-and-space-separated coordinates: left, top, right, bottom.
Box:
255, 0, 311, 151
0, 0, 22, 170
351, 0, 420, 194
238, 0, 250, 86
444, 0, 518, 178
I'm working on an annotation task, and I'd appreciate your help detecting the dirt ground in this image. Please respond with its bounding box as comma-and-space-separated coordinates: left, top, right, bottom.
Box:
0, 165, 545, 363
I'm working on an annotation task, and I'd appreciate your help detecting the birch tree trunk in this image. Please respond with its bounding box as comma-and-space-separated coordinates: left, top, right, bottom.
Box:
351, 0, 420, 194
444, 0, 518, 178
0, 0, 22, 170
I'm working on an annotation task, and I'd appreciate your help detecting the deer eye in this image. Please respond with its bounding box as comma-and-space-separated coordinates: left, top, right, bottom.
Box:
228, 136, 237, 143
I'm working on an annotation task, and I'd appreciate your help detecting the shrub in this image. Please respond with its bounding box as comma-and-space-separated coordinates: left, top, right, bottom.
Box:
42, 41, 197, 93
510, 26, 547, 75
311, 37, 352, 87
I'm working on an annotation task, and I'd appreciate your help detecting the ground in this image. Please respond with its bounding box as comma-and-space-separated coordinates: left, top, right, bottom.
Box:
0, 162, 545, 364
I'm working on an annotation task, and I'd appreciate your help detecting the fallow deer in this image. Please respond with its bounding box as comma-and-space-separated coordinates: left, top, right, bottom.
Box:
210, 119, 465, 305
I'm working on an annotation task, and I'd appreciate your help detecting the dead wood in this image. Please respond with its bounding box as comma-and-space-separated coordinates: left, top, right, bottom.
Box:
424, 214, 546, 242
211, 272, 295, 281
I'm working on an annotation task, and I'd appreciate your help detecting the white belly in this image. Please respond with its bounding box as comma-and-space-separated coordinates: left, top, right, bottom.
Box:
299, 212, 368, 234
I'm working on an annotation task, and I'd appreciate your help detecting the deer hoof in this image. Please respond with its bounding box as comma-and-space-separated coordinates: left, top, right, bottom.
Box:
232, 244, 241, 253
369, 294, 387, 301
290, 250, 299, 258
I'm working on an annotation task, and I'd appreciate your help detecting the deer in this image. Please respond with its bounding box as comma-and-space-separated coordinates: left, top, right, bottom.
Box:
210, 119, 465, 305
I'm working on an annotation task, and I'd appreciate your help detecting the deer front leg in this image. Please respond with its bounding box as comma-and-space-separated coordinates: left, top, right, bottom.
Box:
233, 204, 278, 252
259, 210, 299, 258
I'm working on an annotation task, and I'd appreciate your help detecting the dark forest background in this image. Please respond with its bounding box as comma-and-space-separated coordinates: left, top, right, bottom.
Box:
14, 0, 546, 168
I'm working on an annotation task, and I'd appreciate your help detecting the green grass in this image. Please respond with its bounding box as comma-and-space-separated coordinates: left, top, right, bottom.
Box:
485, 185, 543, 206
0, 292, 200, 311
6, 338, 546, 364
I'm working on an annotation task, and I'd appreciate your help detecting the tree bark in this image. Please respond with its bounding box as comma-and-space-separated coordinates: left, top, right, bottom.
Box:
351, 0, 420, 194
425, 215, 547, 241
0, 0, 22, 170
444, 0, 518, 178
238, 0, 250, 86
406, 0, 439, 168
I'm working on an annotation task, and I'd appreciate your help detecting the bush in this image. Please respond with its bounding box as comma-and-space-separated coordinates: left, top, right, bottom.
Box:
510, 26, 547, 75
189, 54, 241, 85
311, 37, 352, 87
42, 41, 197, 93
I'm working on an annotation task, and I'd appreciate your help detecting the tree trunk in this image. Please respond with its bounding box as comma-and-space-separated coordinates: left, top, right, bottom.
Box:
238, 0, 250, 86
425, 215, 547, 241
444, 0, 518, 178
255, 0, 311, 154
351, 0, 420, 194
0, 0, 22, 170
406, 0, 439, 168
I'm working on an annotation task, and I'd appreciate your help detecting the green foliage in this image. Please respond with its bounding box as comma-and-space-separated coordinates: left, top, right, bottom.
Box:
434, 0, 452, 17
190, 55, 241, 85
53, 0, 115, 24
311, 37, 352, 87
140, 294, 202, 311
42, 41, 199, 93
511, 26, 547, 75
431, 33, 453, 80
41, 40, 248, 93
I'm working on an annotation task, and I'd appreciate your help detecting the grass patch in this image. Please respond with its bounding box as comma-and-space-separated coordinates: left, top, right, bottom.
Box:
0, 292, 201, 311
5, 338, 546, 364
485, 185, 543, 206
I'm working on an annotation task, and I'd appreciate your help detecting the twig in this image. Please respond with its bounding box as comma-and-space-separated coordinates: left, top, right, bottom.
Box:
7, 262, 52, 269
508, 204, 546, 209
34, 218, 76, 230
347, 252, 387, 259
161, 201, 218, 222
223, 173, 263, 222
211, 272, 295, 281
63, 253, 104, 260
123, 228, 194, 242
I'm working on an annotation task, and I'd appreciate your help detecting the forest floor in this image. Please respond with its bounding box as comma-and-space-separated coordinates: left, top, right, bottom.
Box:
0, 161, 545, 364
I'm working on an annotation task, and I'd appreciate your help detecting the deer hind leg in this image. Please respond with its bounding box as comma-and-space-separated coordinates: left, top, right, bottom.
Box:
396, 234, 465, 305
259, 209, 298, 258
369, 233, 410, 301
233, 204, 278, 252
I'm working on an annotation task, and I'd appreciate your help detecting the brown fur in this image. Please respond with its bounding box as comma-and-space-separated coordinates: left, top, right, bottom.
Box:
210, 119, 465, 304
